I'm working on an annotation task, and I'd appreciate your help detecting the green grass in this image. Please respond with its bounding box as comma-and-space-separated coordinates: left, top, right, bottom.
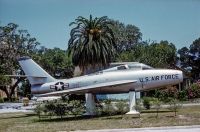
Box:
1, 106, 200, 132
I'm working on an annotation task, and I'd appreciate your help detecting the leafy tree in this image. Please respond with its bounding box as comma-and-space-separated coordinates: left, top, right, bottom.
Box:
68, 15, 116, 73
178, 37, 200, 80
32, 47, 74, 79
0, 23, 39, 101
117, 40, 177, 68
110, 20, 142, 52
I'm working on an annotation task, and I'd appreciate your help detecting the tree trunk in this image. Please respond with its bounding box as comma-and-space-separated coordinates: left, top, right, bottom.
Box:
10, 77, 23, 97
0, 85, 9, 99
0, 77, 24, 102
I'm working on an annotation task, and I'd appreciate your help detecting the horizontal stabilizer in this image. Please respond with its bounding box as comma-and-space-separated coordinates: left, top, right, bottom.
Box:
5, 75, 48, 85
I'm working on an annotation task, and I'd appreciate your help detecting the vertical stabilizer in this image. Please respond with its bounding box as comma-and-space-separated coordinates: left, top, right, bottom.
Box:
18, 56, 56, 85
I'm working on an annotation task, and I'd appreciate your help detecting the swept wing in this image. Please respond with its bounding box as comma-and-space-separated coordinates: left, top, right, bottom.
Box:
38, 80, 137, 97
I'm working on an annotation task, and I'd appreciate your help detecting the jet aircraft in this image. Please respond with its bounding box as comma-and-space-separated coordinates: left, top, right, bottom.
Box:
18, 56, 183, 115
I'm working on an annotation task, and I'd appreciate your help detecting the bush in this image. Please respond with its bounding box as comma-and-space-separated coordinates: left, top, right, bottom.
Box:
135, 99, 143, 113
115, 101, 128, 114
3, 98, 9, 102
143, 97, 155, 109
178, 90, 188, 101
168, 98, 182, 116
155, 86, 178, 103
34, 98, 85, 120
94, 103, 103, 116
70, 100, 85, 117
152, 98, 161, 118
34, 103, 44, 120
54, 103, 66, 119
102, 99, 116, 116
44, 101, 56, 119
0, 97, 4, 103
186, 83, 200, 99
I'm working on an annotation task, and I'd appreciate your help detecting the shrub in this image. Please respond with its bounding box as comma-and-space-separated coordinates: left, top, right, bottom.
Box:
0, 97, 4, 103
152, 98, 161, 118
186, 83, 200, 99
143, 97, 155, 109
115, 100, 128, 114
54, 103, 66, 119
70, 100, 85, 117
44, 101, 56, 119
102, 99, 116, 116
34, 103, 44, 120
94, 103, 103, 116
135, 99, 143, 113
155, 86, 178, 102
168, 98, 182, 116
3, 98, 9, 102
34, 98, 86, 120
178, 90, 188, 101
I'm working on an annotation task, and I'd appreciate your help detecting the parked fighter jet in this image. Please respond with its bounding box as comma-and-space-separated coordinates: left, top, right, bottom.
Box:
18, 56, 183, 115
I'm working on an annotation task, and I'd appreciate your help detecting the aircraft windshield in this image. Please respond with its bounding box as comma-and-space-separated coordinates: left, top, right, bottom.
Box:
101, 62, 153, 73
128, 63, 153, 70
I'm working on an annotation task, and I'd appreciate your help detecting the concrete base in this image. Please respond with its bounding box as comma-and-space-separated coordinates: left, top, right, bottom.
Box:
83, 112, 96, 116
126, 110, 140, 115
126, 90, 140, 115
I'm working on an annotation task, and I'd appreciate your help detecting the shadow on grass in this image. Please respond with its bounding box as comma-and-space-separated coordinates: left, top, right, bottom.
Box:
101, 115, 123, 120
35, 114, 125, 122
35, 115, 97, 122
141, 110, 172, 113
0, 113, 36, 120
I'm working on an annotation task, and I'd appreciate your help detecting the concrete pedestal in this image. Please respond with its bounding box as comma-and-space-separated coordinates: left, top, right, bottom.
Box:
84, 93, 96, 115
126, 90, 140, 115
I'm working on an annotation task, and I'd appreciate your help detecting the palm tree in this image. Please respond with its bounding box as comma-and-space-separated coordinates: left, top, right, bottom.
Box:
68, 15, 116, 73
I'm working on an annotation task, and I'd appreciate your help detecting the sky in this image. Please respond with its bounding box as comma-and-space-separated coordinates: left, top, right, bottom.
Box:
0, 0, 200, 50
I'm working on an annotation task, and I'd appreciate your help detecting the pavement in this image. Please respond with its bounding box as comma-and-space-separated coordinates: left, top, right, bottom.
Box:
0, 102, 35, 113
73, 125, 200, 132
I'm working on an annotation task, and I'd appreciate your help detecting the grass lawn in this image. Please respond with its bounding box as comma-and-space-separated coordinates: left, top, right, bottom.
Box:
0, 106, 200, 132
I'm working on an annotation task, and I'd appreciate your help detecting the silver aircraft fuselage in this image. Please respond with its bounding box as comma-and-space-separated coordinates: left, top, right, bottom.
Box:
17, 57, 183, 96
32, 69, 183, 94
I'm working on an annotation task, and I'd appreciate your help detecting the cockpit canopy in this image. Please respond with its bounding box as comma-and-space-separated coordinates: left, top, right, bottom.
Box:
102, 62, 153, 72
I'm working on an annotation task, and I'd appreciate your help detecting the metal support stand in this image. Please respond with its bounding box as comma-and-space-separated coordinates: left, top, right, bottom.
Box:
84, 93, 96, 115
126, 90, 140, 115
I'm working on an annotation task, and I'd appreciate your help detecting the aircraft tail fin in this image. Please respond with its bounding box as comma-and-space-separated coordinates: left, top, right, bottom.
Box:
18, 56, 56, 85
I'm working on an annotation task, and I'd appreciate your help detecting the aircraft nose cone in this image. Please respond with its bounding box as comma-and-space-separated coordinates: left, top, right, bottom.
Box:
177, 70, 183, 82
